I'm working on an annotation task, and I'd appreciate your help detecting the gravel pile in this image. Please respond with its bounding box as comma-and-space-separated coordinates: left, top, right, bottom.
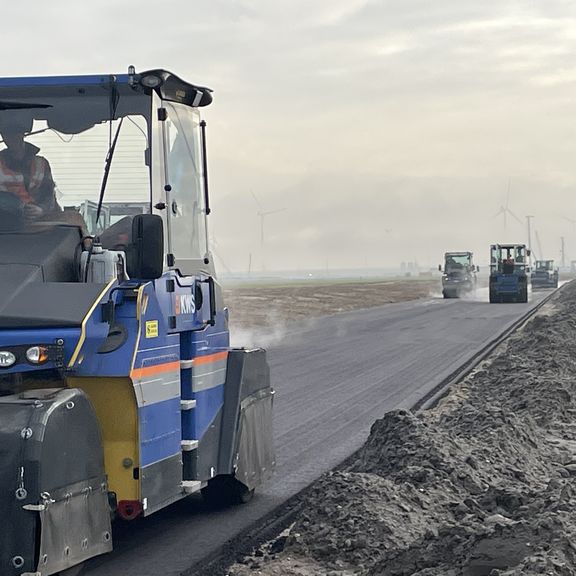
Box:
229, 283, 576, 576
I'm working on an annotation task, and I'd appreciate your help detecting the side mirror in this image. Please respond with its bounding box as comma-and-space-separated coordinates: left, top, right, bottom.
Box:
527, 249, 531, 257
438, 264, 442, 272
127, 214, 164, 280
477, 266, 480, 272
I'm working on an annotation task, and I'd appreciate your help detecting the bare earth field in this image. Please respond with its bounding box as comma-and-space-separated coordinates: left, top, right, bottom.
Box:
224, 278, 440, 332
228, 281, 576, 575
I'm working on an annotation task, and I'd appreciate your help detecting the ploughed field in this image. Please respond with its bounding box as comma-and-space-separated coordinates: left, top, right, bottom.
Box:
228, 281, 576, 575
224, 277, 440, 332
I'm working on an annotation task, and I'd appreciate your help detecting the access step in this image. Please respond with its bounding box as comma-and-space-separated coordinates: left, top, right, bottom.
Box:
181, 439, 198, 451
181, 480, 202, 494
180, 399, 196, 410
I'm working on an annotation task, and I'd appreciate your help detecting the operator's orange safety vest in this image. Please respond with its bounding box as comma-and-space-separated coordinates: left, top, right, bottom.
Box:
0, 155, 48, 204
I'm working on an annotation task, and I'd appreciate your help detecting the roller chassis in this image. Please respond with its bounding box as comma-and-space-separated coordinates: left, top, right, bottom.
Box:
442, 282, 475, 299
0, 69, 275, 576
531, 274, 558, 289
440, 251, 477, 299
531, 261, 559, 290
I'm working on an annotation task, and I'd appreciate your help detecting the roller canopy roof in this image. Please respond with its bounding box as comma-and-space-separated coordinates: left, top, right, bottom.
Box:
0, 68, 213, 108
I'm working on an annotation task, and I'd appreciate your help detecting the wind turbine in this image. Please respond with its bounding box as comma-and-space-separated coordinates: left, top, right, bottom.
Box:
494, 181, 523, 232
563, 216, 576, 231
251, 190, 286, 271
534, 229, 544, 261
209, 232, 233, 276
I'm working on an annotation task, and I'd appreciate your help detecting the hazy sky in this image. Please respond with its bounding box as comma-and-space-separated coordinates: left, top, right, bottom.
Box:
5, 0, 576, 271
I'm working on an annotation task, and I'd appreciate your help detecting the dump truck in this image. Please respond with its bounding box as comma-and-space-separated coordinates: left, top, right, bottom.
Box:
0, 68, 275, 576
531, 259, 559, 289
438, 251, 478, 298
489, 243, 530, 303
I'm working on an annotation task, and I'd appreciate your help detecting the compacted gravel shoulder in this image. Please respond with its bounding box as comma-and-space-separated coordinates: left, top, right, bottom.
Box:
228, 282, 576, 576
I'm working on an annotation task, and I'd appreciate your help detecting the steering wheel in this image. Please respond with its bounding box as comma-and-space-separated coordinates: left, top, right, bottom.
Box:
0, 190, 25, 230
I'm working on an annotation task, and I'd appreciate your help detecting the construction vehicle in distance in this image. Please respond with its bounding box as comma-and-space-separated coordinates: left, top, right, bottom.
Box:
0, 68, 275, 576
489, 243, 530, 303
531, 259, 559, 289
438, 251, 478, 298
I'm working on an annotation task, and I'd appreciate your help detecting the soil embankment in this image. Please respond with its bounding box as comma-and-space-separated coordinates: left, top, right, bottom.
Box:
229, 281, 576, 575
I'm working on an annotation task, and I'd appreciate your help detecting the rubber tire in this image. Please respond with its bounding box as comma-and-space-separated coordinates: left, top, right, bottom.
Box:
201, 476, 254, 507
237, 484, 255, 504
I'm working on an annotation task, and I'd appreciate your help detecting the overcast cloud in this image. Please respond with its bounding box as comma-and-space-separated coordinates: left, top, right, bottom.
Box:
5, 0, 576, 271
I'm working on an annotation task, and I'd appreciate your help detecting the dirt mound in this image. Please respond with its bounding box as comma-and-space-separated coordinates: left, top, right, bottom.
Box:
351, 409, 464, 482
229, 283, 576, 576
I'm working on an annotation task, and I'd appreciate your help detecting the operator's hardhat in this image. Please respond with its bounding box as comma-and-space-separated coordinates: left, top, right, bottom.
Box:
0, 115, 33, 134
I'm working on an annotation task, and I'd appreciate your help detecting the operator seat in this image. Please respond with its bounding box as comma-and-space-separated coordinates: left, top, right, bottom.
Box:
99, 216, 133, 251
503, 259, 515, 274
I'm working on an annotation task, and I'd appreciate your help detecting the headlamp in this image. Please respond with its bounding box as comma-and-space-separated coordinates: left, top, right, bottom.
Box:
0, 351, 16, 368
26, 346, 49, 365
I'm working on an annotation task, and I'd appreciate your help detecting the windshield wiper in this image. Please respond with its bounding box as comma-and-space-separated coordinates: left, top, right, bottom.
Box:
83, 118, 124, 282
95, 118, 124, 225
95, 78, 121, 227
83, 77, 122, 282
0, 101, 52, 110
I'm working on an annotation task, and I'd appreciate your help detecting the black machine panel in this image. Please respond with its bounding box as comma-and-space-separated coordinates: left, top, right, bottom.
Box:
0, 225, 107, 328
0, 388, 112, 575
0, 225, 82, 282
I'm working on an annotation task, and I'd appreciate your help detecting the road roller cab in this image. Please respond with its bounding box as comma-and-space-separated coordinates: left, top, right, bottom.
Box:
439, 251, 478, 299
489, 243, 530, 303
531, 259, 559, 289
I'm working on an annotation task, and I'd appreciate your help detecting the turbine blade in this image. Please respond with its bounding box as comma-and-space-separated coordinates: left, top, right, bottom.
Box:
262, 207, 287, 216
251, 190, 264, 211
506, 208, 523, 226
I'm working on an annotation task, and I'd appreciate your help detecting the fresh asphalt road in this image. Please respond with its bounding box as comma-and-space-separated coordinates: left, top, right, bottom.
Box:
85, 287, 554, 576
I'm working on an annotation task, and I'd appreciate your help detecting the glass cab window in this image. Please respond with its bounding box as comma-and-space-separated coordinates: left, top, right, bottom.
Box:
445, 254, 469, 270
27, 117, 150, 236
158, 101, 208, 268
490, 246, 500, 269
0, 85, 151, 239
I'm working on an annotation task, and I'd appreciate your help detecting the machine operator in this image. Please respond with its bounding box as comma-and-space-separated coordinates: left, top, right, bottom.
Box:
0, 118, 61, 221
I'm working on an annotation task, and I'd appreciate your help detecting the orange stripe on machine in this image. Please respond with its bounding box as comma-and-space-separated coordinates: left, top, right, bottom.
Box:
131, 361, 181, 380
191, 351, 229, 366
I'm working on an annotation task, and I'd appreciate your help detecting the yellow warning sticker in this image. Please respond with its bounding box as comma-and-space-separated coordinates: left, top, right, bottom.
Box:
145, 320, 159, 338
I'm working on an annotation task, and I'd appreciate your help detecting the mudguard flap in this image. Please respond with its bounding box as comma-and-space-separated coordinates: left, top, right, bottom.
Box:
218, 349, 275, 490
0, 388, 112, 576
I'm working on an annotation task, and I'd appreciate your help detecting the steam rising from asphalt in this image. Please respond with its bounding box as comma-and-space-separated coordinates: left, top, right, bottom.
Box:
428, 286, 490, 303
461, 287, 490, 302
229, 311, 289, 349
